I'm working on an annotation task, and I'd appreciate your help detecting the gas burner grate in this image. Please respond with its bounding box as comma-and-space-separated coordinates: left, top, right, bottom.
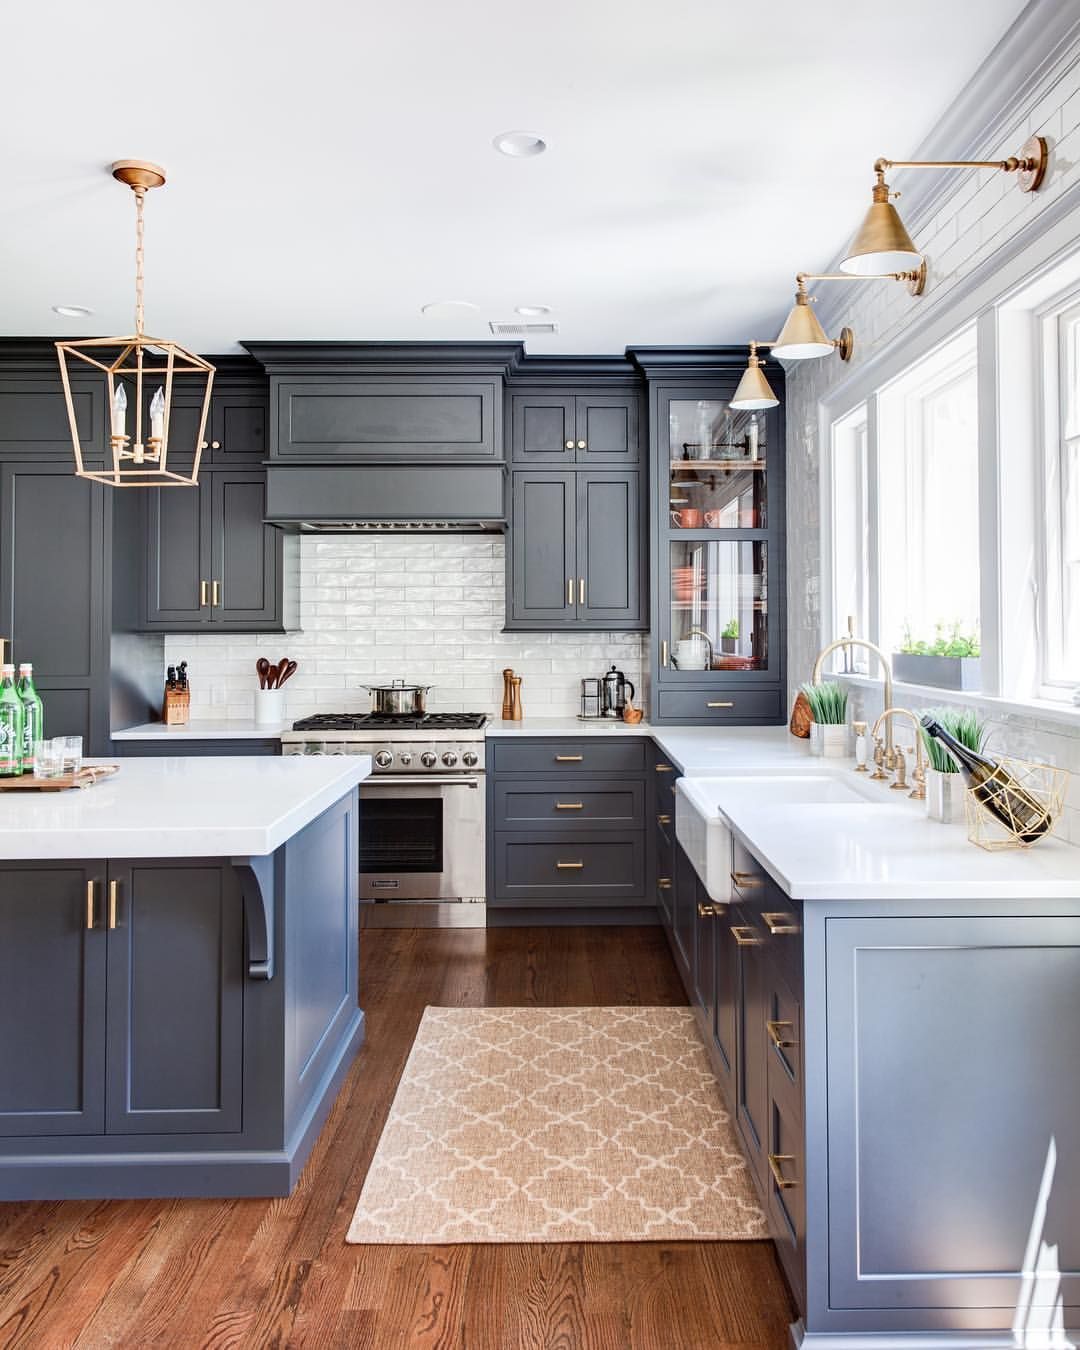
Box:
291, 712, 489, 732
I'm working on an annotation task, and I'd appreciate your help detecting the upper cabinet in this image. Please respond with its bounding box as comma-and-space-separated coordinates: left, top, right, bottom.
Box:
510, 389, 641, 465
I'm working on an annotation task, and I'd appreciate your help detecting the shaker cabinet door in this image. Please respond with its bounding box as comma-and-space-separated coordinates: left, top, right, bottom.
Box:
510, 394, 576, 464
144, 478, 211, 626
509, 472, 576, 625
210, 470, 281, 626
576, 471, 645, 627
575, 393, 640, 464
0, 863, 107, 1136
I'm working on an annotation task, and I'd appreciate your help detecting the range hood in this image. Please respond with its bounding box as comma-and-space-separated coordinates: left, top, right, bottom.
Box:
294, 519, 503, 535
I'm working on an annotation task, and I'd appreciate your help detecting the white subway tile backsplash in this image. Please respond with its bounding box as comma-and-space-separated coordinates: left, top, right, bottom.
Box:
166, 535, 646, 721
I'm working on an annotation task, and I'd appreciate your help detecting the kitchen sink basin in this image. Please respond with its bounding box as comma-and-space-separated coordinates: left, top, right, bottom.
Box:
675, 771, 885, 902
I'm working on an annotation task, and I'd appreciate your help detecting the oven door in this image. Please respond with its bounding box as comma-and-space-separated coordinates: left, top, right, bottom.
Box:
358, 774, 485, 902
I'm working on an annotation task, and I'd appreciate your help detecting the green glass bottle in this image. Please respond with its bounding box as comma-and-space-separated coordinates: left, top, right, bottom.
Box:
17, 662, 43, 774
0, 664, 24, 777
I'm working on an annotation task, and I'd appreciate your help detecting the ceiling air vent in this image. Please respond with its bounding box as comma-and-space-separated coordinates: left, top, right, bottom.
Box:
488, 320, 560, 336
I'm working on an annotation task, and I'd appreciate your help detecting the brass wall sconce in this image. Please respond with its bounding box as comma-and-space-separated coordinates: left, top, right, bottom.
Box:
771, 261, 927, 363
730, 341, 779, 409
841, 137, 1048, 275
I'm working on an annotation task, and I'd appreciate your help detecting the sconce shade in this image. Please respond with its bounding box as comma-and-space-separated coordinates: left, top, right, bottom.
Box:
730, 354, 779, 409
840, 192, 922, 275
772, 293, 834, 360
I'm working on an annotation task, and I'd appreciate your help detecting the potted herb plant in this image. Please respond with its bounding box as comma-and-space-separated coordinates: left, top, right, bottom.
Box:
800, 681, 849, 758
920, 707, 986, 822
893, 622, 981, 690
720, 618, 739, 654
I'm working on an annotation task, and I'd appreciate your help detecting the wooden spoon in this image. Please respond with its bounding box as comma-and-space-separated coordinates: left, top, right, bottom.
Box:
277, 660, 298, 688
256, 657, 270, 690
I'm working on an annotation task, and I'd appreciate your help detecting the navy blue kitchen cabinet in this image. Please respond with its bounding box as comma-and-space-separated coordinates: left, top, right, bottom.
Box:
510, 389, 641, 465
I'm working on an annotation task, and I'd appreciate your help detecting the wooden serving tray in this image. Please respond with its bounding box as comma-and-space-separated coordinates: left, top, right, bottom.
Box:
0, 764, 120, 792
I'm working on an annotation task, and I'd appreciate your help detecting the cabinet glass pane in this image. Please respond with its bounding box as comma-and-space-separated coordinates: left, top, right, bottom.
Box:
669, 539, 768, 672
668, 399, 766, 528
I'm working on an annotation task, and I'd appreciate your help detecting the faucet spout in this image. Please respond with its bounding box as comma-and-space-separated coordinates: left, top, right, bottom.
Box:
810, 635, 895, 752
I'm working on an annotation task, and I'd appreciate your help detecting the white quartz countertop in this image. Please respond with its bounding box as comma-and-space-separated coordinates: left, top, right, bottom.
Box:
486, 717, 654, 738
112, 720, 290, 740
0, 756, 371, 860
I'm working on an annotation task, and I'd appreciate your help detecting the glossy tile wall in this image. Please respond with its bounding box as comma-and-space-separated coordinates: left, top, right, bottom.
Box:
164, 536, 646, 721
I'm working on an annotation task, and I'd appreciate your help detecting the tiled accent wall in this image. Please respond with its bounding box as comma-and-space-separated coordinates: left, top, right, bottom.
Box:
784, 34, 1080, 843
164, 536, 647, 722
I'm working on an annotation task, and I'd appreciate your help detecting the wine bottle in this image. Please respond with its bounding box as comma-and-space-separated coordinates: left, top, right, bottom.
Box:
920, 716, 1051, 843
16, 662, 43, 774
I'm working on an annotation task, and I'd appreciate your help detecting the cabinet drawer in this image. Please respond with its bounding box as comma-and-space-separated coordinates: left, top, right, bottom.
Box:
492, 833, 646, 905
766, 1045, 806, 1303
491, 738, 647, 775
656, 688, 783, 724
492, 778, 644, 831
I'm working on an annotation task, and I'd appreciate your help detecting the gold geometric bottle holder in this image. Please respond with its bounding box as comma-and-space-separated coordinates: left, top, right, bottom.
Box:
964, 757, 1068, 851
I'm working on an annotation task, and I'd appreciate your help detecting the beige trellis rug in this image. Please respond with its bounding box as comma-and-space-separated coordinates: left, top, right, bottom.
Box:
346, 1005, 766, 1244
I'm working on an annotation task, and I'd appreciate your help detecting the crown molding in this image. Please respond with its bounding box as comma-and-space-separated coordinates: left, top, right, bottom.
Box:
627, 345, 785, 381
242, 340, 525, 379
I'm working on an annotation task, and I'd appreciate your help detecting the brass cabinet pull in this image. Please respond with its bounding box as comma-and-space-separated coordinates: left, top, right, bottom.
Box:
108, 879, 119, 930
730, 924, 761, 947
730, 870, 763, 889
577, 439, 586, 449
657, 877, 672, 890
555, 754, 584, 762
661, 639, 669, 668
556, 860, 584, 870
766, 1019, 798, 1050
707, 701, 735, 709
555, 801, 584, 810
200, 579, 209, 607
763, 911, 801, 936
657, 813, 672, 825
211, 579, 221, 607
698, 902, 717, 918
655, 764, 673, 774
565, 440, 575, 450
86, 880, 96, 931
210, 440, 221, 450
568, 577, 574, 605
579, 577, 585, 605
768, 1152, 799, 1190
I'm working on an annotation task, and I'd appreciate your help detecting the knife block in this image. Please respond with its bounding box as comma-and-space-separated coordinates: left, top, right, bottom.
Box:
162, 686, 190, 726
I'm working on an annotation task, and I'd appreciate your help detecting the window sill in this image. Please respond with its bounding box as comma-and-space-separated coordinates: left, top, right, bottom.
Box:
833, 672, 1080, 732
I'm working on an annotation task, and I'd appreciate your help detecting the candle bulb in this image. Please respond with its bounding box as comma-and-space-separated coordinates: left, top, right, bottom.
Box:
111, 383, 127, 438
150, 386, 165, 442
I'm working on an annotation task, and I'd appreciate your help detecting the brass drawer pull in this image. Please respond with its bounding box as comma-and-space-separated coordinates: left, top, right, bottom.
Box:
555, 801, 584, 810
766, 1019, 798, 1050
108, 879, 119, 930
763, 911, 800, 936
211, 579, 221, 607
200, 579, 209, 607
657, 813, 672, 825
698, 902, 717, 918
707, 701, 735, 708
730, 924, 761, 947
579, 577, 585, 605
655, 764, 674, 773
568, 577, 574, 605
86, 880, 96, 931
661, 639, 669, 668
657, 877, 672, 890
556, 860, 584, 870
730, 870, 763, 889
555, 754, 584, 762
768, 1152, 799, 1190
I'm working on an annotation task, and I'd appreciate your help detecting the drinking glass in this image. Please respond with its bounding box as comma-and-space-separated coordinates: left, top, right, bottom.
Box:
32, 739, 64, 779
57, 736, 83, 776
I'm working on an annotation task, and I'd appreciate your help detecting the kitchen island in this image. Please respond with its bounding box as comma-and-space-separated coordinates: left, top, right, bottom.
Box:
0, 755, 370, 1199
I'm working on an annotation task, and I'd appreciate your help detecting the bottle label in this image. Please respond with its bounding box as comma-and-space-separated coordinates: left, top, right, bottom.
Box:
0, 718, 17, 772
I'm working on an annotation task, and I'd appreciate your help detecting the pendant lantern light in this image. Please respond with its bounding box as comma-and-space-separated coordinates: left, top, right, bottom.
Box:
730, 342, 779, 410
56, 160, 214, 487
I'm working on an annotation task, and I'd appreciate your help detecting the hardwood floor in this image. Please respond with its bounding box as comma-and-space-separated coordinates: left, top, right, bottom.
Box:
0, 927, 796, 1349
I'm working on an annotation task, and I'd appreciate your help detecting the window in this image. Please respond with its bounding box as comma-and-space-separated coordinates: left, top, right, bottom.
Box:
830, 405, 869, 654
1041, 295, 1080, 693
877, 329, 980, 664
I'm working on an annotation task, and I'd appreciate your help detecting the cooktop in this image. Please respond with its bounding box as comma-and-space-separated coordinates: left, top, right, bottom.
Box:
290, 712, 489, 732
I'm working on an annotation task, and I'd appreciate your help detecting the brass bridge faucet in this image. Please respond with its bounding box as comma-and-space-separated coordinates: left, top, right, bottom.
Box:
810, 635, 895, 755
871, 707, 927, 800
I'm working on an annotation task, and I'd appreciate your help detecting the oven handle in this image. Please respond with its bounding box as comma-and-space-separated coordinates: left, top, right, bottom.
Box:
363, 774, 482, 788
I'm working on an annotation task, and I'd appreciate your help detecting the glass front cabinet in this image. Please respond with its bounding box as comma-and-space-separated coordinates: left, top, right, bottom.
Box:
648, 373, 786, 724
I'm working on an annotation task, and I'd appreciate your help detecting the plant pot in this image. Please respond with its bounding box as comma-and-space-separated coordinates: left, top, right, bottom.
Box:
254, 688, 286, 726
810, 723, 848, 758
892, 653, 981, 691
925, 766, 967, 823
720, 636, 737, 654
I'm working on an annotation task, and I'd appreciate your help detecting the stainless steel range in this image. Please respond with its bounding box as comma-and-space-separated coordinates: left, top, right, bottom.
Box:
280, 712, 488, 928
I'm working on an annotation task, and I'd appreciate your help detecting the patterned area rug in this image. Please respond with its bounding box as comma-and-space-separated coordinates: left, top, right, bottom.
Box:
346, 1005, 766, 1244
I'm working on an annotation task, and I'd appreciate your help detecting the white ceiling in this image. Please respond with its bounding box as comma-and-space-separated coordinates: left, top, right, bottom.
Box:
3, 0, 1026, 355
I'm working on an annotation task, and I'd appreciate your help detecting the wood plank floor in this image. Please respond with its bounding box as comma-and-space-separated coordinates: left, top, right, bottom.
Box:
0, 927, 796, 1349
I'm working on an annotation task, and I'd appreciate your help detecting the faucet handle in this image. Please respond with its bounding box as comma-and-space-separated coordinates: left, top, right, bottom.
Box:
890, 744, 909, 790
869, 736, 889, 781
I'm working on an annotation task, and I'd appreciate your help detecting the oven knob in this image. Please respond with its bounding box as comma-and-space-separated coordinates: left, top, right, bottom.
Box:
442, 750, 458, 767
462, 750, 479, 767
374, 750, 393, 768
420, 751, 438, 768
398, 751, 412, 766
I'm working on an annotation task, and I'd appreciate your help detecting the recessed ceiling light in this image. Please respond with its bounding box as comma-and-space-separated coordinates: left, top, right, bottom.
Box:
52, 304, 93, 318
514, 304, 552, 317
492, 131, 547, 158
420, 300, 480, 318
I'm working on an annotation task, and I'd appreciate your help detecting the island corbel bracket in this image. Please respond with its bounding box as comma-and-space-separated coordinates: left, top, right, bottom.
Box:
233, 857, 275, 980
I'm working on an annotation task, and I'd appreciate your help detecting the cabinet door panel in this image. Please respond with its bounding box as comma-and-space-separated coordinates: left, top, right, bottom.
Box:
734, 904, 767, 1184
0, 863, 106, 1136
106, 861, 243, 1134
511, 394, 575, 464
577, 472, 644, 627
670, 842, 696, 986
144, 480, 209, 625
211, 471, 280, 625
692, 876, 716, 1016
211, 392, 267, 462
510, 472, 576, 624
712, 901, 738, 1099
577, 394, 639, 463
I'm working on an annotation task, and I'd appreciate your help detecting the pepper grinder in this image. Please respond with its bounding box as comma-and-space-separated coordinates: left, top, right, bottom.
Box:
509, 675, 523, 722
501, 668, 516, 721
